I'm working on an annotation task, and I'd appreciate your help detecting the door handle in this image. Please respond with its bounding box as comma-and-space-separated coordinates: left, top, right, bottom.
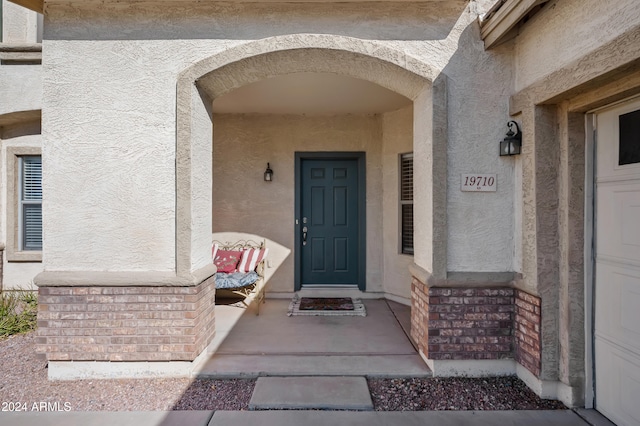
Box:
302, 226, 308, 246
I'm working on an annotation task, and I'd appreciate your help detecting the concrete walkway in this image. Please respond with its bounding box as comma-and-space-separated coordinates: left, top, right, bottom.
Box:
197, 299, 431, 378
0, 409, 613, 426
1, 300, 617, 426
249, 376, 374, 410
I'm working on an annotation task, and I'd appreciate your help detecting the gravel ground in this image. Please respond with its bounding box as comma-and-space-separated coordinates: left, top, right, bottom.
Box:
1, 332, 565, 411
368, 377, 566, 411
0, 333, 254, 411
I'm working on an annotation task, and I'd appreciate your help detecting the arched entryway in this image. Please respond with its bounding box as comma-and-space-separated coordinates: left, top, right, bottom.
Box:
175, 34, 448, 294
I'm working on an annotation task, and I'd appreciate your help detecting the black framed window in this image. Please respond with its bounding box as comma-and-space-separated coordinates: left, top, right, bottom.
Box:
400, 153, 413, 255
619, 109, 640, 165
19, 156, 43, 251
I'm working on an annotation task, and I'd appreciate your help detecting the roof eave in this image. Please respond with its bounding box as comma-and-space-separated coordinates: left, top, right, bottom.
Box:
480, 0, 548, 49
8, 0, 44, 14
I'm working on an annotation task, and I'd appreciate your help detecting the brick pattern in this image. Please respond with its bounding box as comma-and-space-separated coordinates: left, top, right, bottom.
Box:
36, 276, 216, 362
427, 287, 514, 360
410, 279, 543, 376
514, 289, 541, 377
410, 277, 430, 357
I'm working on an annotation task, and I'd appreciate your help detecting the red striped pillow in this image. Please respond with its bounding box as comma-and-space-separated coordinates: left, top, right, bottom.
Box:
213, 249, 244, 273
237, 248, 269, 273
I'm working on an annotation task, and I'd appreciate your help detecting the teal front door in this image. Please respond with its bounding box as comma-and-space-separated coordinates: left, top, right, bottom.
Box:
298, 157, 363, 288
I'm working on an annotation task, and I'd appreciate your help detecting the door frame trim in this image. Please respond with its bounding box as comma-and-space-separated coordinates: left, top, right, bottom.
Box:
584, 112, 596, 409
294, 152, 367, 291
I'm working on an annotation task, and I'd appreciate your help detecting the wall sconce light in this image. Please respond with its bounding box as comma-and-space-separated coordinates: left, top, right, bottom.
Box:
499, 121, 522, 156
264, 163, 273, 182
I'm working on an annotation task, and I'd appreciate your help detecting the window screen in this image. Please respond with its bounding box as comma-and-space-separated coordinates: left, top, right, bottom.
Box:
20, 156, 43, 251
400, 153, 413, 255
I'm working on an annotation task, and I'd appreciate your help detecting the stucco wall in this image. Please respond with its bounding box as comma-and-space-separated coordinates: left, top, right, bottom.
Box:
381, 106, 413, 299
41, 38, 208, 272
1, 0, 40, 43
0, 0, 43, 290
443, 20, 515, 273
514, 0, 640, 91
1, 124, 43, 290
212, 113, 384, 293
505, 0, 640, 402
41, 0, 515, 275
0, 64, 41, 117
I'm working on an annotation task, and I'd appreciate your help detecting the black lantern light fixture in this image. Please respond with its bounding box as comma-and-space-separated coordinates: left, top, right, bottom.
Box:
499, 120, 522, 156
264, 163, 273, 182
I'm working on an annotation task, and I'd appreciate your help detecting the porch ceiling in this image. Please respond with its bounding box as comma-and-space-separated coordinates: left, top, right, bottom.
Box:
211, 72, 412, 115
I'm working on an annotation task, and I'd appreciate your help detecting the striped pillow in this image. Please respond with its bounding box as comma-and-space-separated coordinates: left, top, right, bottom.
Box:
213, 249, 244, 273
237, 248, 269, 273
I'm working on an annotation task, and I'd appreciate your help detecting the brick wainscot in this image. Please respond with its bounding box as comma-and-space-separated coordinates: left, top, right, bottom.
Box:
36, 276, 216, 362
411, 275, 542, 378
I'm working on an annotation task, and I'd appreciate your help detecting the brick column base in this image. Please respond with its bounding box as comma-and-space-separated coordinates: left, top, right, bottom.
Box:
36, 276, 216, 362
411, 277, 430, 358
410, 277, 542, 377
514, 289, 542, 376
427, 287, 514, 360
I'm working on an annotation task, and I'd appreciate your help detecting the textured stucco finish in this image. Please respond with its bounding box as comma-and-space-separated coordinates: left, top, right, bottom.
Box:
2, 262, 41, 290
0, 125, 43, 290
188, 87, 214, 273
413, 87, 435, 274
514, 0, 640, 92
2, 0, 40, 43
44, 2, 468, 45
0, 64, 41, 117
444, 31, 514, 272
7, 0, 638, 401
42, 38, 195, 272
4, 0, 638, 404
504, 0, 640, 406
517, 105, 560, 382
0, 0, 43, 291
177, 36, 438, 279
42, 1, 515, 278
381, 106, 413, 300
197, 48, 429, 102
557, 106, 585, 406
212, 113, 385, 293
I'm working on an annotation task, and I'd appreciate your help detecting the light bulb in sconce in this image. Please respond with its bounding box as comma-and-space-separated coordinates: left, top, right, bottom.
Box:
499, 121, 522, 157
264, 163, 274, 182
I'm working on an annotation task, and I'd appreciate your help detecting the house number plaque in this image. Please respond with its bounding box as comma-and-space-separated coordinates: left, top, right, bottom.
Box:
461, 174, 497, 192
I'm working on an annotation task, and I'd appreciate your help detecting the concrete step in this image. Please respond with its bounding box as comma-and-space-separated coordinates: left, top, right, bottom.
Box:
195, 354, 433, 378
249, 376, 373, 410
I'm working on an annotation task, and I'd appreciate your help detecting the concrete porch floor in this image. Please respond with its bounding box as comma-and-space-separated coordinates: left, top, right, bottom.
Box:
195, 297, 432, 378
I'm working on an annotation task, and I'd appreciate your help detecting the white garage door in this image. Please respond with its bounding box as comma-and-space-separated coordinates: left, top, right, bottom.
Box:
595, 97, 640, 426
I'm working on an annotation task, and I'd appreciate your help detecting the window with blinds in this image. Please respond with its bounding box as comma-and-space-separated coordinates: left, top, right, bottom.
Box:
20, 156, 43, 251
400, 153, 413, 255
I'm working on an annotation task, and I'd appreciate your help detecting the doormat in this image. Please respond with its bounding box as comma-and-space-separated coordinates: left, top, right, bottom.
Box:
287, 296, 366, 317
